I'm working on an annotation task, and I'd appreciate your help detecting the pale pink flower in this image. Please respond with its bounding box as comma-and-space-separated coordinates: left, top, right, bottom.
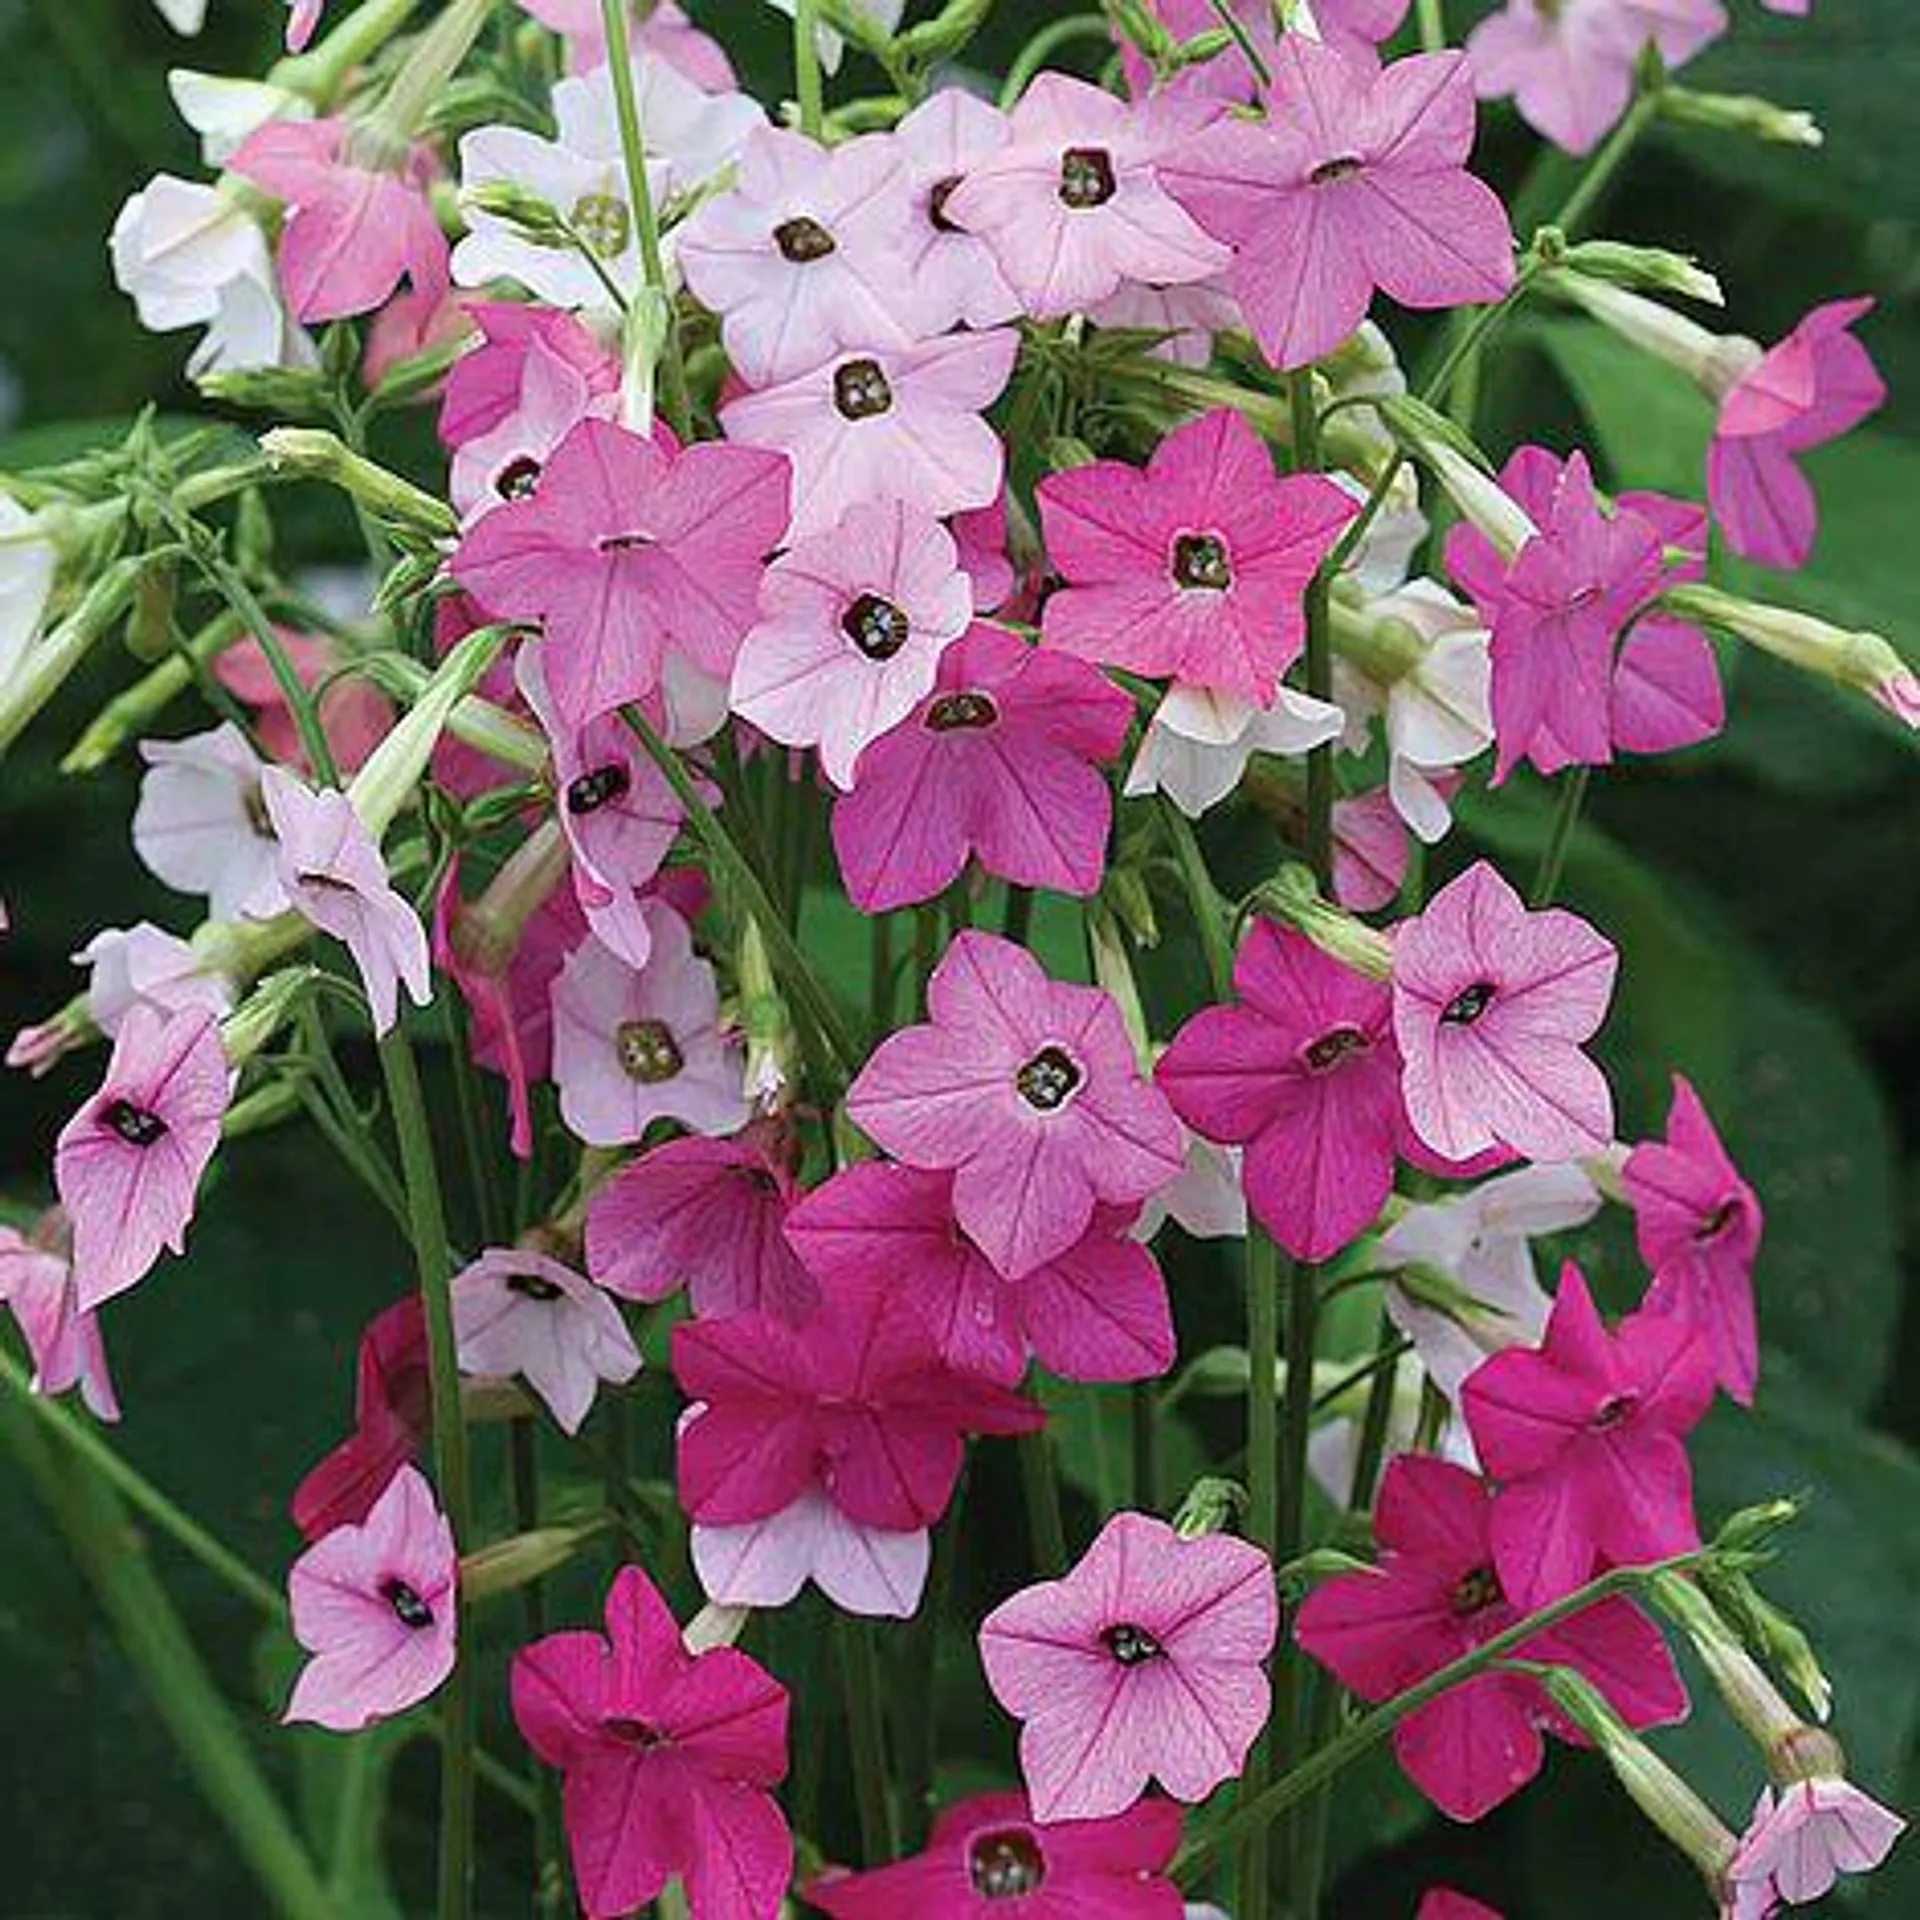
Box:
285, 0, 324, 52
1120, 0, 1414, 104
132, 722, 286, 922
892, 90, 1022, 333
1088, 275, 1244, 368
1332, 788, 1411, 911
450, 329, 619, 521
75, 923, 232, 1037
516, 0, 737, 87
1724, 1778, 1906, 1918
0, 1215, 119, 1421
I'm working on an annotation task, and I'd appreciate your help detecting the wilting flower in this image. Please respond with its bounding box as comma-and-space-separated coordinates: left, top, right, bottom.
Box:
979, 1510, 1277, 1822
512, 1565, 792, 1920
891, 89, 1022, 334
1723, 1777, 1906, 1918
0, 1215, 119, 1421
284, 1464, 457, 1732
132, 722, 287, 922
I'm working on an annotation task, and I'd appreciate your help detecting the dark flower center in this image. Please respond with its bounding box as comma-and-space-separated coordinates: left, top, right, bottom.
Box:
842, 593, 911, 662
1015, 1046, 1081, 1112
1309, 155, 1365, 186
1591, 1392, 1638, 1432
833, 357, 894, 420
616, 1019, 684, 1083
925, 690, 999, 732
506, 1271, 565, 1302
382, 1578, 434, 1630
570, 192, 631, 258
1450, 1564, 1502, 1617
773, 215, 837, 263
566, 764, 631, 815
928, 176, 964, 233
1696, 1198, 1740, 1242
1059, 146, 1117, 209
1441, 981, 1496, 1026
1303, 1024, 1370, 1072
243, 779, 275, 840
1101, 1621, 1164, 1666
603, 1716, 664, 1749
968, 1829, 1048, 1898
597, 531, 654, 554
496, 456, 543, 501
1172, 531, 1232, 591
103, 1098, 168, 1148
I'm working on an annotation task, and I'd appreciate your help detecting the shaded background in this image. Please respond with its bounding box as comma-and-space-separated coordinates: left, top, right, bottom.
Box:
0, 1, 1916, 1914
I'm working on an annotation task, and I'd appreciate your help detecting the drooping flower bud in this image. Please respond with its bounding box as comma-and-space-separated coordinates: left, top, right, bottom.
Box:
1661, 86, 1823, 148
1249, 868, 1394, 982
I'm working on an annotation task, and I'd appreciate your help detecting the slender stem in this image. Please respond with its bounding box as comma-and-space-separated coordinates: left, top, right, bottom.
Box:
1018, 1429, 1069, 1577
1415, 0, 1446, 51
1291, 374, 1334, 889
1275, 1249, 1319, 1910
1344, 1326, 1406, 1511
1002, 884, 1034, 947
1529, 765, 1591, 908
868, 912, 894, 1032
1162, 802, 1234, 998
793, 0, 827, 137
1553, 87, 1660, 237
839, 1616, 898, 1863
378, 1028, 475, 1920
445, 995, 510, 1248
1207, 0, 1272, 86
1132, 1380, 1158, 1513
512, 1420, 568, 1912
901, 1478, 966, 1848
1237, 1225, 1281, 1920
998, 14, 1109, 109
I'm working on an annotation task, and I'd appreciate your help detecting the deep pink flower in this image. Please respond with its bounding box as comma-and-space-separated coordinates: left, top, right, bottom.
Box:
584, 1129, 820, 1324
892, 90, 1022, 333
56, 1005, 227, 1311
1295, 1453, 1687, 1821
0, 1214, 119, 1421
1391, 860, 1617, 1165
512, 1565, 790, 1920
213, 629, 393, 775
1724, 1778, 1906, 1918
1121, 0, 1413, 104
1466, 1, 1726, 156
831, 623, 1131, 911
979, 1511, 1277, 1822
731, 500, 973, 790
231, 118, 448, 325
439, 300, 620, 451
939, 73, 1227, 320
1462, 1264, 1715, 1609
1418, 1893, 1503, 1920
452, 417, 791, 726
807, 1789, 1185, 1918
1037, 409, 1357, 705
450, 328, 619, 521
785, 1162, 1175, 1386
1708, 298, 1885, 569
848, 931, 1184, 1280
1624, 1075, 1764, 1407
285, 1464, 457, 1732
719, 329, 1018, 544
1164, 40, 1514, 371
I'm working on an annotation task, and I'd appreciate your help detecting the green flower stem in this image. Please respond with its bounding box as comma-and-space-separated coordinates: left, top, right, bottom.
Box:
1554, 84, 1661, 237
839, 1616, 899, 1863
794, 0, 827, 137
273, 0, 422, 107
1290, 371, 1334, 889
1018, 1428, 1069, 1576
377, 1025, 475, 1920
1343, 1318, 1407, 1507
1238, 1224, 1282, 1920
998, 14, 1109, 109
1416, 0, 1446, 50
1530, 765, 1591, 908
511, 1419, 569, 1909
1162, 801, 1234, 998
1207, 0, 1272, 87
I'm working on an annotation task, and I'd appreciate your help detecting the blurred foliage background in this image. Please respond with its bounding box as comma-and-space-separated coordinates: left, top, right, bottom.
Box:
0, 0, 1915, 1914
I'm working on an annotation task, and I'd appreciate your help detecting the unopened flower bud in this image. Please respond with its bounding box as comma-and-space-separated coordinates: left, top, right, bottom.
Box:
1107, 0, 1176, 60
1650, 1571, 1806, 1757
459, 1523, 603, 1604
221, 965, 318, 1066
221, 1080, 305, 1138
1087, 904, 1152, 1070
196, 364, 334, 417
6, 998, 96, 1077
1330, 595, 1427, 687
897, 0, 996, 65
1541, 236, 1724, 307
1172, 1475, 1247, 1540
1376, 395, 1537, 560
461, 178, 572, 246
683, 1601, 754, 1654
0, 553, 149, 755
737, 919, 799, 1116
259, 428, 459, 541
1661, 86, 1822, 148
1170, 26, 1236, 72
1542, 272, 1759, 398
1251, 868, 1394, 982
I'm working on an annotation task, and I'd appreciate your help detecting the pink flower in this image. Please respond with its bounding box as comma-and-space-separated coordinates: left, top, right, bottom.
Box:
1037, 408, 1357, 705
285, 0, 324, 52
452, 417, 791, 726
939, 73, 1227, 320
439, 301, 620, 451
451, 1246, 640, 1435
55, 1006, 227, 1311
1724, 1778, 1906, 1918
1760, 0, 1809, 11
1462, 1264, 1716, 1609
517, 0, 737, 86
261, 768, 431, 1038
212, 629, 394, 776
720, 328, 1018, 544
284, 1464, 457, 1732
1391, 859, 1618, 1165
1624, 1075, 1764, 1407
807, 1788, 1185, 1917
848, 931, 1185, 1280
512, 1565, 791, 1920
979, 1511, 1277, 1822
450, 328, 619, 521
730, 500, 973, 791
231, 118, 448, 325
132, 722, 285, 922
831, 623, 1132, 911
1708, 298, 1885, 570
584, 1130, 820, 1324
1419, 1894, 1504, 1920
678, 126, 920, 385
1295, 1453, 1687, 1821
1333, 788, 1413, 912
892, 90, 1022, 333
785, 1162, 1175, 1386
1466, 1, 1727, 157
75, 922, 232, 1038
291, 1296, 429, 1542
1164, 40, 1514, 371
0, 1215, 119, 1421
1121, 0, 1413, 104
549, 905, 749, 1146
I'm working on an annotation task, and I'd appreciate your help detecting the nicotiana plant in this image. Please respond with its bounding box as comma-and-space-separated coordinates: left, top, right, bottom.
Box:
0, 0, 1912, 1916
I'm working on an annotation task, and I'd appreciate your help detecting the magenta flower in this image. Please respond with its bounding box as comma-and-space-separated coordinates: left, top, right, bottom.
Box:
0, 1215, 119, 1421
262, 769, 431, 1037
1466, 1, 1726, 157
1724, 1778, 1906, 1918
1391, 859, 1618, 1165
439, 300, 619, 452
720, 328, 1018, 544
1624, 1075, 1764, 1407
451, 1246, 640, 1436
892, 89, 1022, 333
231, 118, 447, 325
939, 73, 1226, 320
1164, 40, 1513, 371
785, 1161, 1175, 1387
450, 327, 618, 522
1708, 298, 1885, 569
832, 623, 1132, 911
584, 1129, 820, 1325
678, 126, 920, 385
513, 1565, 791, 1920
1037, 409, 1357, 705
56, 1005, 227, 1311
1158, 920, 1428, 1263
1419, 1893, 1503, 1920
807, 1788, 1185, 1918
848, 931, 1185, 1279
1462, 1264, 1716, 1609
549, 905, 750, 1147
284, 1464, 457, 1732
730, 499, 973, 791
1295, 1453, 1687, 1822
452, 417, 792, 725
979, 1511, 1277, 1822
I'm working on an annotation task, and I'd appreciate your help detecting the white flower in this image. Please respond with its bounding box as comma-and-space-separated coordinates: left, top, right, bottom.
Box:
763, 0, 909, 73
151, 0, 208, 33
131, 721, 289, 922
75, 923, 232, 1037
0, 494, 58, 689
1125, 681, 1346, 819
1136, 1134, 1246, 1243
167, 69, 313, 165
